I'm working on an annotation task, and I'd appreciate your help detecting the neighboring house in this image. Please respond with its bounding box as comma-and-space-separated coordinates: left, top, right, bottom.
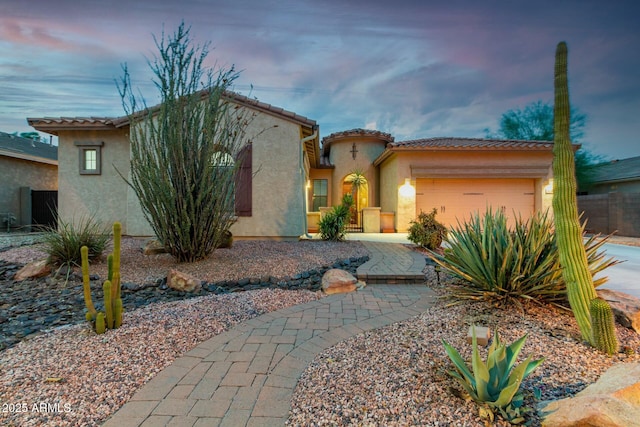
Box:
583, 156, 640, 194
578, 156, 640, 237
29, 97, 559, 239
0, 131, 58, 230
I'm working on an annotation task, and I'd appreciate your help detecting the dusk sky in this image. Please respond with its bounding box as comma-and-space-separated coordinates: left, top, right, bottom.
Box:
1, 1, 639, 159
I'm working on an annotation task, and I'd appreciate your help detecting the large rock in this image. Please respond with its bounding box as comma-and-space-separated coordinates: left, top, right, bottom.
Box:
598, 289, 640, 333
142, 239, 168, 255
167, 269, 202, 292
321, 269, 363, 295
541, 363, 640, 427
13, 259, 51, 281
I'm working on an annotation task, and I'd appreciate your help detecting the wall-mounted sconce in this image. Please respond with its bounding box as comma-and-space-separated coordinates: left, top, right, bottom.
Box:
544, 179, 554, 194
399, 178, 415, 197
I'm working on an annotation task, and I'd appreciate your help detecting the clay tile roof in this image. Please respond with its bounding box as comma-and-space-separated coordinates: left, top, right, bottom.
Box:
28, 90, 317, 134
389, 137, 554, 150
322, 128, 394, 145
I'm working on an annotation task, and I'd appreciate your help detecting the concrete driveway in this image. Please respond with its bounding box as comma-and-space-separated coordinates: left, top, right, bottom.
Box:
596, 243, 640, 298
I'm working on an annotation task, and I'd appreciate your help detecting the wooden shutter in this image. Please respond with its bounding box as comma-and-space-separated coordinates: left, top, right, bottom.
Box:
235, 144, 252, 216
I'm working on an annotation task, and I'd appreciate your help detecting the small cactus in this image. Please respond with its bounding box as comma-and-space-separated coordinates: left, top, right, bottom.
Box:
95, 312, 106, 334
590, 297, 618, 355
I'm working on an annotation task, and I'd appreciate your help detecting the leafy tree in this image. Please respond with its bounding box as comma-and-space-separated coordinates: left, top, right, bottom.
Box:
486, 100, 586, 142
118, 22, 253, 262
486, 100, 604, 191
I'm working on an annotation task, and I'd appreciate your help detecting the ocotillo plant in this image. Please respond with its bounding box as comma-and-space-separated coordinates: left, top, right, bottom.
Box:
551, 42, 617, 350
81, 221, 124, 334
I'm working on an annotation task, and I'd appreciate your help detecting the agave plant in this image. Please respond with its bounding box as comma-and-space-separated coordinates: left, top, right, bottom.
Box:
427, 208, 620, 307
442, 327, 544, 424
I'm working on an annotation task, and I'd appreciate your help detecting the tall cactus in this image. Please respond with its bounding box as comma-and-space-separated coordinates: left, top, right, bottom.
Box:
81, 221, 124, 334
552, 42, 616, 349
590, 298, 618, 355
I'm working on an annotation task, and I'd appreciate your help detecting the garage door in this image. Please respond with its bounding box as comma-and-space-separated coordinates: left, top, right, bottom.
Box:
416, 178, 534, 228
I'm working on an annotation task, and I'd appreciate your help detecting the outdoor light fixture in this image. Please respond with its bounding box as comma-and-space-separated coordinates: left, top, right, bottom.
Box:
399, 178, 414, 197
544, 179, 554, 194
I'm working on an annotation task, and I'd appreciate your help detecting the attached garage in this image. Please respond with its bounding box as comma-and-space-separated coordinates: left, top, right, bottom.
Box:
373, 137, 562, 232
416, 178, 535, 228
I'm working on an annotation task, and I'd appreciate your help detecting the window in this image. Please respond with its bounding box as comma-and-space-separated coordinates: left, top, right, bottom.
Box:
312, 179, 328, 211
74, 141, 103, 175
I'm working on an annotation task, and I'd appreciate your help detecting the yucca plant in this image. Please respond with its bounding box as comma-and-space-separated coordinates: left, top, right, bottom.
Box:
427, 208, 618, 307
442, 327, 544, 424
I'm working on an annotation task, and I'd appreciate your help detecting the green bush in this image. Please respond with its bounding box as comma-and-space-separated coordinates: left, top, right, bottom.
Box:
427, 208, 618, 307
318, 194, 353, 242
443, 327, 544, 424
408, 208, 447, 250
43, 215, 110, 267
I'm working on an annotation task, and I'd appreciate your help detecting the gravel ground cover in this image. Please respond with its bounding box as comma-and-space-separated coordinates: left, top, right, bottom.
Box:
1, 235, 639, 426
288, 269, 640, 427
0, 238, 367, 426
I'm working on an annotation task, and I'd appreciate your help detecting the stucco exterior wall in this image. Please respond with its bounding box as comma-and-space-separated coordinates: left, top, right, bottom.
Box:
230, 112, 306, 238
378, 154, 399, 214
327, 137, 387, 207
0, 156, 57, 226
57, 129, 131, 233
379, 149, 554, 231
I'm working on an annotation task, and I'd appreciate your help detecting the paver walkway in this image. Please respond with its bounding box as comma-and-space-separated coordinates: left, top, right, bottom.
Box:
103, 242, 434, 427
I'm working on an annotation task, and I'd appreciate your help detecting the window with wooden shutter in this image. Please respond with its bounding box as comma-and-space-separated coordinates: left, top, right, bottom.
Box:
235, 144, 252, 216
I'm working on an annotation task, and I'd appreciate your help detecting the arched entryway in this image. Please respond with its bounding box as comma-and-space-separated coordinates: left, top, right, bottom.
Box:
342, 172, 369, 231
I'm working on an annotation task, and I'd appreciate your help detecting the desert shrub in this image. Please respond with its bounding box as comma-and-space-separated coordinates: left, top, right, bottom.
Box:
43, 215, 110, 267
318, 194, 353, 242
427, 208, 618, 307
408, 208, 447, 250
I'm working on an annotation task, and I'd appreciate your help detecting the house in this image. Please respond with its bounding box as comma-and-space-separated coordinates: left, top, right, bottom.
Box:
577, 156, 640, 237
309, 129, 555, 232
0, 131, 58, 230
29, 93, 319, 238
29, 97, 558, 240
582, 156, 640, 194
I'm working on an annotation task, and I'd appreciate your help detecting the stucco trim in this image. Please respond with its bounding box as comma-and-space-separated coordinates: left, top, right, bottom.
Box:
411, 165, 552, 178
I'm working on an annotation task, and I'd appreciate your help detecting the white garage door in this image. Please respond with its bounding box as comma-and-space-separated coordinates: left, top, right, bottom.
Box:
416, 178, 535, 228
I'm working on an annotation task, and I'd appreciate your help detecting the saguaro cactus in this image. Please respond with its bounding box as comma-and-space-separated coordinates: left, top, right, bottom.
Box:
590, 298, 618, 355
552, 42, 616, 350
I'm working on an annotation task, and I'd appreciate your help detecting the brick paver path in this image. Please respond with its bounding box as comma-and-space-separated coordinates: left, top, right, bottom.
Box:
103, 242, 434, 427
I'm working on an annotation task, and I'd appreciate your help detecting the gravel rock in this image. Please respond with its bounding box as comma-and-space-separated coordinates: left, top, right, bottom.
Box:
287, 269, 640, 427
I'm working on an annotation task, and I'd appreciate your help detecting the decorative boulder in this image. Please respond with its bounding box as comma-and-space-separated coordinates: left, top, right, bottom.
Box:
13, 259, 51, 281
167, 269, 202, 292
216, 230, 233, 249
142, 239, 168, 255
322, 269, 359, 295
598, 289, 640, 334
541, 363, 640, 427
